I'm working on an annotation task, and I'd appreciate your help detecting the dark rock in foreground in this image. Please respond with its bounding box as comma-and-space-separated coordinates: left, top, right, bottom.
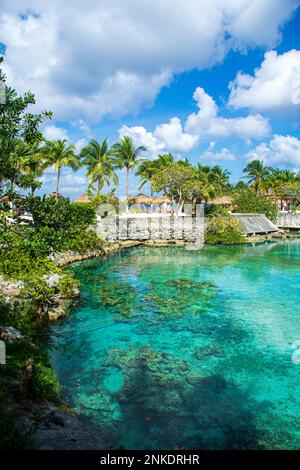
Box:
35, 408, 107, 450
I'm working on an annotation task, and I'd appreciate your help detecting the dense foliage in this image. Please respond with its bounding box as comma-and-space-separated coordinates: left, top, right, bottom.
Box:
206, 215, 246, 245
24, 196, 96, 230
233, 189, 278, 222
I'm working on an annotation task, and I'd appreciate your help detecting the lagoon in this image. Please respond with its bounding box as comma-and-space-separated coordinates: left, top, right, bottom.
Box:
51, 241, 300, 449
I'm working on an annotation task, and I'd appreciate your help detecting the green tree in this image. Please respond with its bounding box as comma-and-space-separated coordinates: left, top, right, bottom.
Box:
210, 165, 231, 196
112, 136, 146, 199
41, 139, 80, 199
0, 56, 51, 196
152, 163, 200, 212
243, 160, 270, 194
233, 188, 277, 222
135, 160, 158, 196
80, 138, 118, 195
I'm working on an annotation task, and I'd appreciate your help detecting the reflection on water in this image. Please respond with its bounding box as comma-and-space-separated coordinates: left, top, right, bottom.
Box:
51, 240, 300, 449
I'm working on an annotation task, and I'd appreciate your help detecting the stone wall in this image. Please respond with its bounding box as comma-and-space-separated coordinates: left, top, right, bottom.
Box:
96, 215, 205, 243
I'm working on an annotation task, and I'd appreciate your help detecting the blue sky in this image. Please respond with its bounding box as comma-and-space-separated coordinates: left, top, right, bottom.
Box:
1, 0, 300, 199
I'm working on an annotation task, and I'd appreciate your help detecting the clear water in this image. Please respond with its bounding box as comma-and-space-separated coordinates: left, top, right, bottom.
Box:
51, 240, 300, 450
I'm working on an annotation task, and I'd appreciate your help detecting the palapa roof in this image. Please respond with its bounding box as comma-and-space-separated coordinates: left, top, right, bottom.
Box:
75, 194, 120, 203
208, 196, 233, 205
48, 192, 65, 199
128, 193, 173, 205
128, 193, 152, 204
74, 194, 92, 203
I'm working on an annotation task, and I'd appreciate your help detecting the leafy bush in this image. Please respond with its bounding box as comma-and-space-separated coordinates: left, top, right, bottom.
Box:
24, 196, 96, 230
206, 215, 245, 245
69, 201, 96, 226
33, 362, 60, 401
205, 205, 228, 217
233, 189, 277, 222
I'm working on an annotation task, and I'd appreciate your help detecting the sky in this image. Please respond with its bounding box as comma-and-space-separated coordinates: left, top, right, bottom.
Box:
1, 0, 300, 199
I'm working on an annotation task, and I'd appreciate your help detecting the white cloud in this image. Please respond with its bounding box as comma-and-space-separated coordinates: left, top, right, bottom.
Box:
43, 125, 69, 141
201, 147, 237, 161
119, 125, 165, 158
185, 87, 270, 138
119, 87, 270, 156
246, 134, 300, 167
0, 0, 298, 122
74, 138, 88, 153
229, 49, 300, 112
39, 168, 87, 196
154, 118, 198, 152
71, 119, 91, 135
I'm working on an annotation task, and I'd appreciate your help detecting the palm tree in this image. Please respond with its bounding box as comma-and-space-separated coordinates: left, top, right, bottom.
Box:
267, 168, 298, 209
80, 138, 118, 195
6, 139, 34, 193
210, 165, 231, 197
243, 160, 270, 194
135, 160, 158, 196
156, 153, 175, 167
193, 164, 215, 203
112, 136, 146, 199
41, 139, 80, 199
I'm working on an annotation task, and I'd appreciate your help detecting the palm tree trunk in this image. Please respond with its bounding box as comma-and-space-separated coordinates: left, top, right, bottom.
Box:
56, 167, 61, 199
126, 167, 129, 199
97, 177, 102, 195
150, 182, 153, 197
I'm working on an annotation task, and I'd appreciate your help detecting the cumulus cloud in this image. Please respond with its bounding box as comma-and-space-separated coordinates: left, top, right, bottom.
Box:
200, 147, 237, 162
229, 49, 300, 111
185, 87, 270, 138
0, 0, 298, 122
154, 118, 199, 153
246, 134, 300, 167
43, 124, 69, 141
119, 125, 165, 158
119, 87, 270, 156
40, 169, 87, 196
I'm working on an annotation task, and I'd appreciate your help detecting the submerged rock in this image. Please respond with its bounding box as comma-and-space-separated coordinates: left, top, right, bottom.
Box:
194, 345, 223, 361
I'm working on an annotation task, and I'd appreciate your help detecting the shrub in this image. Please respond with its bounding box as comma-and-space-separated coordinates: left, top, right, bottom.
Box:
205, 205, 228, 217
69, 201, 96, 227
33, 362, 60, 401
206, 214, 245, 245
233, 189, 277, 222
24, 196, 96, 230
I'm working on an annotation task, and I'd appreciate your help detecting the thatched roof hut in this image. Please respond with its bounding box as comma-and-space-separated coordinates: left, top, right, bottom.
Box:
128, 194, 173, 205
108, 194, 119, 203
128, 193, 152, 204
150, 195, 173, 205
208, 196, 233, 206
74, 194, 92, 203
48, 192, 65, 199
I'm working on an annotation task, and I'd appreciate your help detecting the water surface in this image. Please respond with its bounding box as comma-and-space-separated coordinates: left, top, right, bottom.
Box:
51, 241, 300, 449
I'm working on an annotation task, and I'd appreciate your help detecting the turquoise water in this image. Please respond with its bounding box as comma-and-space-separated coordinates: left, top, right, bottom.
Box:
51, 241, 300, 449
